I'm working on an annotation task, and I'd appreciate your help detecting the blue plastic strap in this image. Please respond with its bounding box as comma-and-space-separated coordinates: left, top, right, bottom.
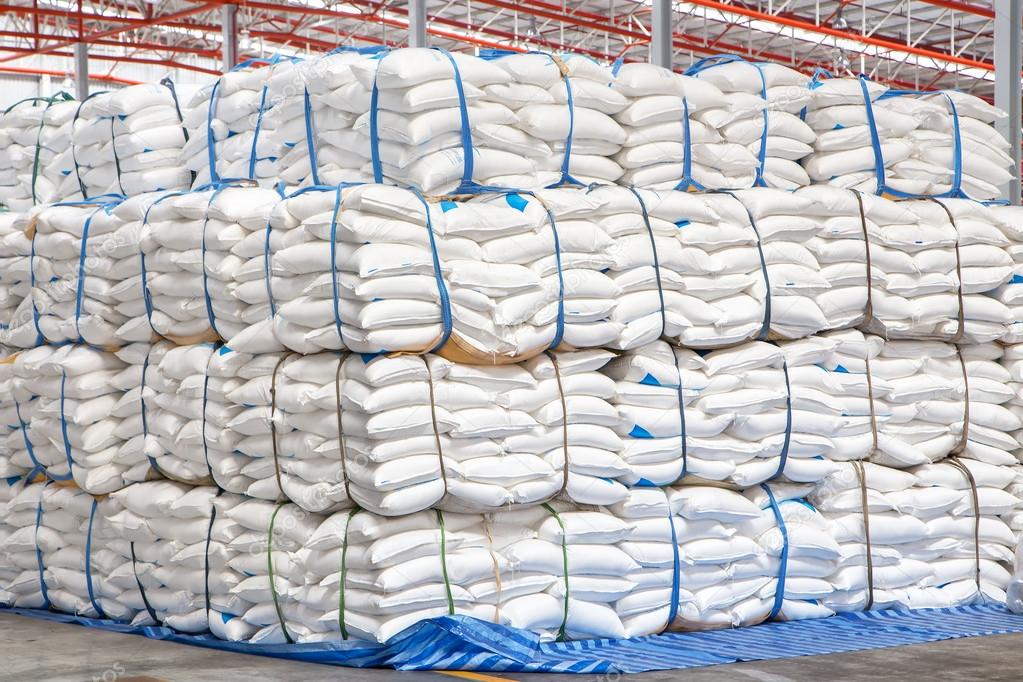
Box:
263, 213, 278, 318
673, 98, 706, 192
544, 55, 583, 189
55, 371, 76, 481
772, 358, 793, 480
537, 197, 566, 350
206, 79, 222, 186
858, 76, 888, 197
201, 348, 215, 480
369, 67, 383, 184
718, 191, 772, 341
328, 184, 345, 345
14, 398, 44, 475
408, 189, 453, 353
666, 505, 681, 628
672, 352, 689, 481
200, 189, 226, 339
140, 191, 188, 335
942, 92, 964, 198
130, 541, 161, 625
33, 483, 51, 609
430, 47, 476, 192
752, 62, 769, 188
685, 54, 746, 75
303, 87, 321, 187
73, 206, 108, 343
70, 90, 109, 200
627, 187, 667, 337
109, 117, 125, 196
26, 230, 44, 348
248, 84, 270, 180
85, 499, 108, 619
760, 483, 790, 621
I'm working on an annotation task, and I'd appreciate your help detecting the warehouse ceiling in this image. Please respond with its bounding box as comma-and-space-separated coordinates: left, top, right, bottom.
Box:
0, 0, 1001, 97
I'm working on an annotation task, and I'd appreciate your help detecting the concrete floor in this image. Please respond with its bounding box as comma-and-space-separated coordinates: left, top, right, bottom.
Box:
1, 612, 1019, 681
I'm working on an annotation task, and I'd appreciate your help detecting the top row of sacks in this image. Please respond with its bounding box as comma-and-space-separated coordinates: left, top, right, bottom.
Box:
0, 50, 1013, 210
2, 185, 1022, 360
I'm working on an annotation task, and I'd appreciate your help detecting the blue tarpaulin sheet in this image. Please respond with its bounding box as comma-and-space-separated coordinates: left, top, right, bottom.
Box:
4, 604, 1023, 673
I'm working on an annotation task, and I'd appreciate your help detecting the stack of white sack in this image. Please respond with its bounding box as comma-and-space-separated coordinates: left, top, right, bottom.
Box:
284, 48, 540, 193
139, 186, 282, 345
1, 481, 133, 618
858, 198, 1013, 343
999, 343, 1023, 467
802, 78, 1013, 200
0, 211, 32, 335
991, 206, 1023, 343
599, 186, 833, 349
0, 94, 77, 210
205, 347, 627, 515
1005, 465, 1023, 543
794, 186, 913, 333
99, 481, 261, 640
294, 502, 645, 643
265, 183, 621, 359
606, 337, 860, 488
0, 473, 29, 605
686, 58, 814, 189
614, 485, 839, 635
183, 58, 302, 189
821, 334, 1021, 469
274, 49, 380, 188
10, 195, 170, 349
14, 343, 153, 494
484, 51, 626, 187
140, 341, 221, 486
64, 84, 192, 200
0, 351, 36, 478
811, 459, 1018, 611
611, 63, 730, 190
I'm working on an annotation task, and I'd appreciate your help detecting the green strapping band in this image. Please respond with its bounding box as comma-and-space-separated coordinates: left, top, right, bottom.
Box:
2, 92, 75, 206
436, 509, 455, 615
267, 502, 295, 644
338, 507, 361, 640
543, 502, 569, 642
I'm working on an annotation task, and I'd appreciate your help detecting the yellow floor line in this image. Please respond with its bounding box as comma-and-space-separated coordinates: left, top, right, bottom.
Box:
437, 670, 516, 682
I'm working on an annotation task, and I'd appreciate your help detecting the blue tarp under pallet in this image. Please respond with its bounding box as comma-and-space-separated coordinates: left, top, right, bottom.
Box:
4, 604, 1023, 673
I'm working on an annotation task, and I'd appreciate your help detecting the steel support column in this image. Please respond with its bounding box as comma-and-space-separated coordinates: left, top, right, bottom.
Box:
408, 0, 428, 47
651, 0, 672, 68
73, 41, 87, 99
994, 0, 1022, 204
222, 4, 238, 71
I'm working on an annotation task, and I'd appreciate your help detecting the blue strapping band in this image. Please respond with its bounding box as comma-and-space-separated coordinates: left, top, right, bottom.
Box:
303, 87, 321, 187
431, 47, 476, 192
542, 54, 583, 189
73, 206, 108, 344
760, 483, 790, 621
33, 483, 51, 609
70, 90, 109, 200
859, 76, 888, 197
14, 398, 44, 476
140, 191, 189, 336
673, 98, 706, 192
200, 188, 228, 339
55, 371, 75, 481
206, 79, 222, 186
27, 231, 44, 348
627, 187, 667, 338
717, 191, 772, 341
772, 359, 793, 480
263, 213, 277, 318
672, 352, 689, 481
109, 118, 125, 196
666, 505, 681, 628
537, 197, 566, 350
408, 188, 453, 353
85, 499, 108, 619
329, 184, 345, 344
249, 84, 270, 180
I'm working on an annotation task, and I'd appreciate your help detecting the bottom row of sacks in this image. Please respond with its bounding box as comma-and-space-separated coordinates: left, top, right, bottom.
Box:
1, 457, 1020, 643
